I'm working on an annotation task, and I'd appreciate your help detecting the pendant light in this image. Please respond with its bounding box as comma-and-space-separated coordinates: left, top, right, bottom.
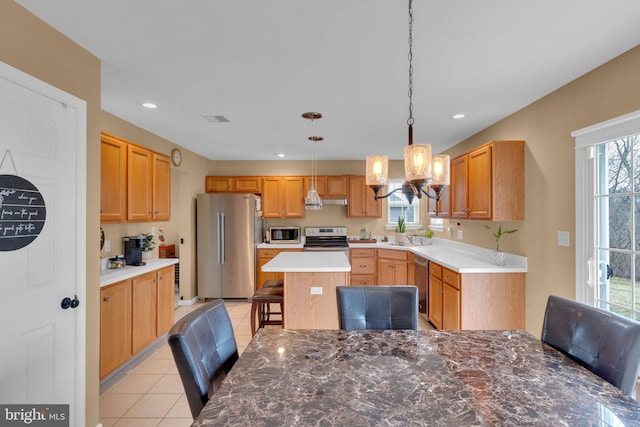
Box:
303, 112, 323, 211
365, 0, 449, 205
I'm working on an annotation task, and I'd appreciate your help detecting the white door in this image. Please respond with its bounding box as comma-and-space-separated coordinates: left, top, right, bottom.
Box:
0, 62, 86, 425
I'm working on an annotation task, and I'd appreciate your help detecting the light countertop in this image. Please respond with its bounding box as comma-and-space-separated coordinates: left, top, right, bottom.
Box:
261, 251, 351, 273
100, 258, 179, 287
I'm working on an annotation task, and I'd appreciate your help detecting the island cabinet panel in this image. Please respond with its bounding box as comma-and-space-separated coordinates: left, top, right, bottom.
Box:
100, 280, 132, 379
450, 140, 524, 221
428, 260, 525, 330
376, 249, 408, 285
100, 134, 127, 223
132, 271, 158, 354
257, 248, 303, 287
283, 271, 350, 329
349, 248, 376, 285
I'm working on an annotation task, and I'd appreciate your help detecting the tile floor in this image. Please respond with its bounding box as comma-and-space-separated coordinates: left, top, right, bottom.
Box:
99, 300, 433, 426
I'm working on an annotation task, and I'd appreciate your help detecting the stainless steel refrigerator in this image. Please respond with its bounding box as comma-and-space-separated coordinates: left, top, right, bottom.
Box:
196, 193, 263, 299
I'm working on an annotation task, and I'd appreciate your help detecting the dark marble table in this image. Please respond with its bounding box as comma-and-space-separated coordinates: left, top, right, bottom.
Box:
192, 329, 640, 426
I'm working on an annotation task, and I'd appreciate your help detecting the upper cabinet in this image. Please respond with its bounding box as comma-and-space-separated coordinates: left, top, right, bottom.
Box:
205, 176, 262, 193
262, 176, 305, 219
426, 186, 451, 218
100, 134, 127, 223
303, 175, 348, 198
348, 175, 382, 218
100, 132, 171, 223
450, 140, 524, 221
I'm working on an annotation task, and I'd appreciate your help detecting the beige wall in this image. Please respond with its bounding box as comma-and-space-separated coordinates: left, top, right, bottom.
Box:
0, 2, 102, 425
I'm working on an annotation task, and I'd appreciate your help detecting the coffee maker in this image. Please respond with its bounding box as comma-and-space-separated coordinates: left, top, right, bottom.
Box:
124, 235, 146, 266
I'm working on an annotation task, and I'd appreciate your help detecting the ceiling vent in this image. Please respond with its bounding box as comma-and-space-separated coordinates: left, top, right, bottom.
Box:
202, 115, 230, 123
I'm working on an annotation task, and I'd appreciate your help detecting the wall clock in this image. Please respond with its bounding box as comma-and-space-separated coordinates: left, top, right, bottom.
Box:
171, 148, 182, 167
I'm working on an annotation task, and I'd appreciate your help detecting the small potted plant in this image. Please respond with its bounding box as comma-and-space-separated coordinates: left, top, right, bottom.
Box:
485, 225, 518, 266
424, 230, 434, 245
395, 216, 408, 245
141, 233, 155, 259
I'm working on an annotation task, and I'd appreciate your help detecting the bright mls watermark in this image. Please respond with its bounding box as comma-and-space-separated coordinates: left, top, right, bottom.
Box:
0, 405, 68, 426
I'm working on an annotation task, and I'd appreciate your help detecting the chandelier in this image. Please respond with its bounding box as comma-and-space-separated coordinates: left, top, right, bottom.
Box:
365, 0, 450, 205
303, 112, 323, 210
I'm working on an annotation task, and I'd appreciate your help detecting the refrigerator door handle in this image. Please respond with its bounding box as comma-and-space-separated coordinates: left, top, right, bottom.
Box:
220, 211, 226, 265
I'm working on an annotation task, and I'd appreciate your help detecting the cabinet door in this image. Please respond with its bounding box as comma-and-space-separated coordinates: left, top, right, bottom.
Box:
206, 176, 233, 192
234, 176, 262, 193
132, 271, 157, 354
304, 176, 327, 197
348, 176, 381, 218
428, 275, 443, 329
377, 257, 394, 285
282, 177, 305, 218
127, 145, 153, 221
427, 186, 451, 218
326, 176, 348, 197
156, 265, 175, 336
442, 283, 461, 330
450, 155, 469, 219
468, 145, 492, 219
152, 153, 171, 220
100, 134, 127, 223
100, 280, 132, 379
262, 177, 282, 218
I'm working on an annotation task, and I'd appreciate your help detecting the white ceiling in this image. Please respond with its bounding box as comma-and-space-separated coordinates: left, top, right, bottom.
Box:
16, 0, 640, 161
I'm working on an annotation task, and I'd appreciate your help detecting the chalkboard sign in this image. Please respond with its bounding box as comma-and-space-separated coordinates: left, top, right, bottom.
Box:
0, 174, 47, 251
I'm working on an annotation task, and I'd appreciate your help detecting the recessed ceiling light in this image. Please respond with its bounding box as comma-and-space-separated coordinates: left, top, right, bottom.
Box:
452, 113, 466, 119
141, 102, 158, 109
277, 153, 285, 158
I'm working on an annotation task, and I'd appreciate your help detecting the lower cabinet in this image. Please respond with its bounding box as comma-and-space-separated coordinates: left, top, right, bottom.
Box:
349, 248, 376, 285
100, 264, 176, 379
257, 248, 302, 288
376, 249, 408, 285
428, 260, 524, 330
100, 280, 132, 379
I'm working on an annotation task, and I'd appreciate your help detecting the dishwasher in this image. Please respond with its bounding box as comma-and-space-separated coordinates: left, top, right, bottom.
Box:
414, 256, 428, 314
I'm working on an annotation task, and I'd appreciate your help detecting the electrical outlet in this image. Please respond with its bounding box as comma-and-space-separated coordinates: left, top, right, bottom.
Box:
310, 287, 323, 295
558, 231, 570, 247
457, 230, 464, 240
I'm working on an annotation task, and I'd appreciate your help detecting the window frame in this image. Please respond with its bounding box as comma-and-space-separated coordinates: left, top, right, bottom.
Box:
385, 179, 420, 230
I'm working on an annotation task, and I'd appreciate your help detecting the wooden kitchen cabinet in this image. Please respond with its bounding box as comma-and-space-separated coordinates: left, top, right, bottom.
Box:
304, 175, 348, 198
262, 176, 305, 218
152, 152, 171, 220
349, 248, 376, 285
348, 175, 382, 218
132, 271, 157, 354
100, 279, 132, 379
376, 249, 408, 285
428, 260, 524, 330
451, 140, 524, 221
100, 134, 127, 223
257, 248, 303, 287
127, 144, 153, 221
156, 265, 175, 336
427, 186, 451, 218
205, 176, 262, 193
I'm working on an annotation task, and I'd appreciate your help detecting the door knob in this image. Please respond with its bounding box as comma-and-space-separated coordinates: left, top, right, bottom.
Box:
61, 295, 80, 309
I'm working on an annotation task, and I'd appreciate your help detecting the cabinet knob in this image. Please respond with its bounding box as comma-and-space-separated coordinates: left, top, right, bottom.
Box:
103, 297, 110, 302
465, 208, 471, 212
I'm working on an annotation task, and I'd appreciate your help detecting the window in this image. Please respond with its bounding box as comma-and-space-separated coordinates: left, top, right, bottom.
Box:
387, 179, 419, 228
574, 110, 640, 320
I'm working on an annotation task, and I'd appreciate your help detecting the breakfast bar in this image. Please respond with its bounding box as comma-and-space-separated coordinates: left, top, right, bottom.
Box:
261, 251, 351, 329
193, 329, 640, 426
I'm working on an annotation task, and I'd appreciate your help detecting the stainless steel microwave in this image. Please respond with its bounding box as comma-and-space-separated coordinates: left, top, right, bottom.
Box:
268, 226, 300, 244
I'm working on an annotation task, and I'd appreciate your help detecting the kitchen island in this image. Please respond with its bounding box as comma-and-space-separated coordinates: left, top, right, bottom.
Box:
261, 251, 351, 329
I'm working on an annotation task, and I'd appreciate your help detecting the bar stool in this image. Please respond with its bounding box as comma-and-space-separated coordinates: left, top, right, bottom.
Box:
251, 286, 284, 336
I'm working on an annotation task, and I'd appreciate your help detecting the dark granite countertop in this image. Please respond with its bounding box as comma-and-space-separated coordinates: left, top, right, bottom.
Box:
193, 329, 640, 426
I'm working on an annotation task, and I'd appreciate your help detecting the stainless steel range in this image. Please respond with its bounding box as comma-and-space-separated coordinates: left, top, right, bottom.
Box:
303, 226, 349, 253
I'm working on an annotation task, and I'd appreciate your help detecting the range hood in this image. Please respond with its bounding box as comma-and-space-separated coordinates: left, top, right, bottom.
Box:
321, 198, 348, 206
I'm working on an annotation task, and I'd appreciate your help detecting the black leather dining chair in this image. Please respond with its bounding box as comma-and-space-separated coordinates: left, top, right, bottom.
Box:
336, 285, 419, 330
167, 299, 239, 419
541, 295, 640, 396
